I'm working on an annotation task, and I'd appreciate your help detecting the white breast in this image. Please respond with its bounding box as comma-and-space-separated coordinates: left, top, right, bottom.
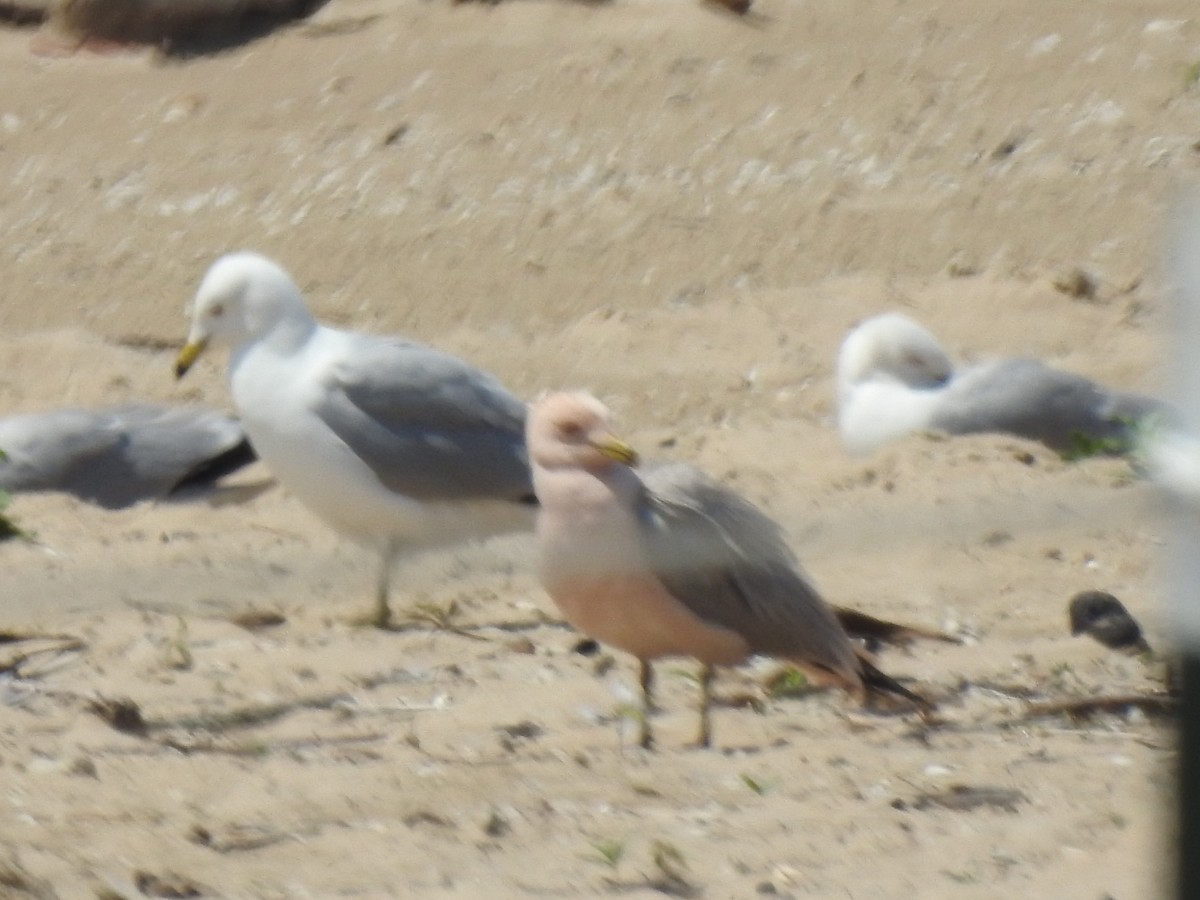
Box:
229, 332, 427, 548
838, 381, 944, 455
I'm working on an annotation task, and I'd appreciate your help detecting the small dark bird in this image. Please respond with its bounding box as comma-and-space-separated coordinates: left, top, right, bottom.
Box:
1068, 590, 1152, 654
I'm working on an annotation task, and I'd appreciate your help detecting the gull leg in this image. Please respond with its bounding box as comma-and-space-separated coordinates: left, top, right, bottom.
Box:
640, 657, 657, 711
638, 659, 655, 750
695, 663, 715, 749
372, 550, 394, 630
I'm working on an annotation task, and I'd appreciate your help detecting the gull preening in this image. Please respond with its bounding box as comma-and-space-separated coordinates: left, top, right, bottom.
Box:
0, 404, 255, 509
527, 390, 928, 749
836, 312, 1169, 457
175, 252, 536, 628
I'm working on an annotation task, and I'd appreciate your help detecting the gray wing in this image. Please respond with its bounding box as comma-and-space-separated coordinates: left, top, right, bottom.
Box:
112, 405, 255, 498
314, 336, 534, 503
933, 358, 1165, 455
0, 409, 122, 494
0, 404, 251, 509
638, 462, 860, 680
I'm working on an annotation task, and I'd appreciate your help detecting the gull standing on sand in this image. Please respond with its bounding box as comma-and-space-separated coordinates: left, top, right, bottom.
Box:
527, 390, 928, 749
836, 312, 1169, 457
0, 404, 255, 509
175, 252, 536, 628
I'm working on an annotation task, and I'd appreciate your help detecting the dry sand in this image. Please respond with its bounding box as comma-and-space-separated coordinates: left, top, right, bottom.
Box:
1, 0, 1197, 896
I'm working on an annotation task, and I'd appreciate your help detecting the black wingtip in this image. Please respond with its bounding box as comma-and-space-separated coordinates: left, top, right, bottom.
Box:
833, 605, 961, 651
859, 657, 935, 712
167, 439, 259, 497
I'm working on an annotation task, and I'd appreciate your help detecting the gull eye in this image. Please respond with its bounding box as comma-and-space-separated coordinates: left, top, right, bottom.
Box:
559, 421, 584, 439
210, 302, 225, 318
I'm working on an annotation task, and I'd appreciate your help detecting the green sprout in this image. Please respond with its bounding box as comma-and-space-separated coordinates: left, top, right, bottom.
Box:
1060, 431, 1128, 462
587, 837, 627, 871
1184, 60, 1200, 91
739, 773, 777, 795
650, 839, 690, 885
765, 666, 810, 699
0, 477, 33, 544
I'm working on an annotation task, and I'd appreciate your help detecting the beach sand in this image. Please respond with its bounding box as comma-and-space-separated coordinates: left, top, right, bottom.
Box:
0, 1, 1194, 895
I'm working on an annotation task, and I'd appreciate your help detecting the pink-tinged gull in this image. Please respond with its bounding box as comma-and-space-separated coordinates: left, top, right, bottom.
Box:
527, 390, 928, 749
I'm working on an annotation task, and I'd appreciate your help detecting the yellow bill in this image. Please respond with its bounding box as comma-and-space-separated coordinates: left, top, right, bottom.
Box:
590, 434, 639, 467
174, 337, 209, 380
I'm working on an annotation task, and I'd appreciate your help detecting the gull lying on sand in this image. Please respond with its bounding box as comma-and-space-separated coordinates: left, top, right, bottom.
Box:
527, 390, 928, 749
0, 403, 255, 509
176, 252, 536, 628
836, 312, 1169, 457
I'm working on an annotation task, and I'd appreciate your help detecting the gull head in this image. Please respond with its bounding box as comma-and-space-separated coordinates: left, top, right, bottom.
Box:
837, 312, 955, 396
527, 391, 639, 473
176, 252, 311, 379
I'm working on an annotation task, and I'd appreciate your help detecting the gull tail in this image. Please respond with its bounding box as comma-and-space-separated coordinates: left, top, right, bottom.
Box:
833, 604, 960, 650
857, 654, 935, 712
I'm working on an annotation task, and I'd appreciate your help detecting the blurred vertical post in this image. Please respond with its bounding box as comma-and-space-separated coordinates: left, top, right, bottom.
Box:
1167, 193, 1200, 899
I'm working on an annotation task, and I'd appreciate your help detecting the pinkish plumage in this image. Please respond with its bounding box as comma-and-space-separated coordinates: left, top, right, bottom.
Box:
527, 391, 922, 748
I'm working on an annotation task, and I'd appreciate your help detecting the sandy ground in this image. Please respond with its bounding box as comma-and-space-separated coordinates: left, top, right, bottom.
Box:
1, 0, 1197, 896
